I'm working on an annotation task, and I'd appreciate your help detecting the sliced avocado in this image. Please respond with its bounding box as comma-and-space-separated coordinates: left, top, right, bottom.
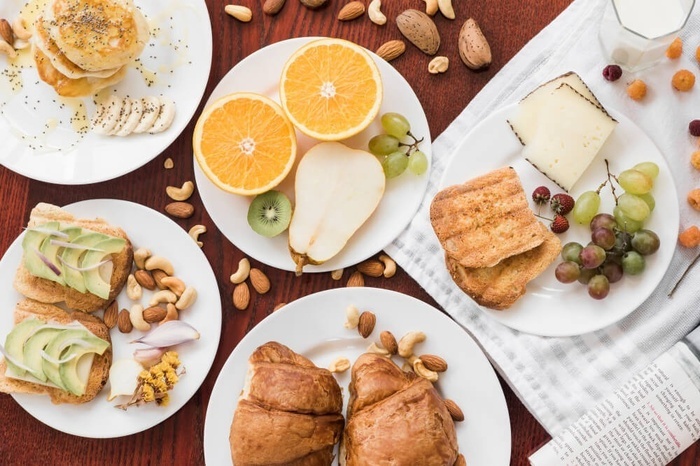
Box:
41, 328, 92, 390
23, 327, 62, 382
37, 226, 83, 286
60, 232, 111, 293
22, 221, 61, 282
3, 318, 45, 376
81, 237, 127, 300
59, 337, 110, 396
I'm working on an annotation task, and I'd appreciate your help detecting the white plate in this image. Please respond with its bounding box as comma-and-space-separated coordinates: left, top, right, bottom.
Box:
203, 287, 511, 466
0, 199, 222, 438
440, 104, 678, 337
194, 37, 432, 273
0, 0, 212, 185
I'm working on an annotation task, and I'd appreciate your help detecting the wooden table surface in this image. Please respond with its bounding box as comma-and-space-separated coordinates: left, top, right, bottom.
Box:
1, 0, 699, 464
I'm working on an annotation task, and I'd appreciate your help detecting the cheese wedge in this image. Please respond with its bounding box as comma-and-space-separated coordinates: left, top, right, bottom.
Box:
522, 84, 617, 192
508, 72, 603, 145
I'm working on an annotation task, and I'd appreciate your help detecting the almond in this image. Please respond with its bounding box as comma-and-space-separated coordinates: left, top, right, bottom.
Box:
263, 0, 286, 15
151, 269, 169, 289
299, 0, 327, 9
134, 269, 156, 290
420, 354, 448, 372
233, 282, 250, 310
165, 201, 194, 219
249, 268, 271, 294
358, 311, 376, 338
338, 1, 365, 21
375, 40, 406, 62
143, 306, 167, 323
356, 259, 384, 277
458, 18, 492, 69
0, 19, 13, 45
380, 330, 398, 354
396, 9, 440, 55
444, 398, 465, 422
455, 454, 466, 466
117, 309, 133, 333
103, 300, 118, 329
347, 271, 364, 287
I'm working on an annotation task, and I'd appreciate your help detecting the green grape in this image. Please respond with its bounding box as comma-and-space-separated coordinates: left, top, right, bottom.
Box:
561, 242, 584, 264
618, 169, 653, 194
381, 151, 408, 178
622, 251, 645, 275
408, 150, 428, 175
618, 193, 651, 222
368, 134, 400, 156
638, 192, 655, 212
631, 229, 660, 255
381, 113, 411, 138
572, 191, 601, 225
632, 161, 659, 180
613, 206, 643, 233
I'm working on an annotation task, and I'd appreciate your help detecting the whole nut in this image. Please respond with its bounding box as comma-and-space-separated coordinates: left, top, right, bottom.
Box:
358, 311, 376, 338
224, 4, 253, 22
145, 255, 174, 276
189, 224, 206, 247
380, 330, 398, 355
458, 18, 492, 70
166, 180, 194, 202
249, 268, 271, 294
175, 286, 197, 311
344, 305, 360, 329
161, 303, 179, 325
420, 354, 448, 372
356, 259, 384, 277
338, 1, 365, 21
378, 254, 396, 278
330, 268, 344, 281
129, 304, 150, 331
328, 356, 351, 373
134, 269, 156, 290
161, 276, 186, 296
165, 202, 194, 219
163, 157, 174, 169
263, 0, 286, 15
103, 300, 118, 329
149, 290, 178, 306
117, 309, 133, 333
299, 0, 327, 9
455, 454, 466, 466
233, 282, 250, 310
368, 0, 386, 25
375, 40, 406, 62
0, 19, 14, 45
133, 248, 151, 269
396, 9, 440, 55
347, 271, 364, 287
428, 56, 449, 74
143, 306, 167, 323
444, 399, 465, 422
152, 269, 169, 289
126, 274, 142, 301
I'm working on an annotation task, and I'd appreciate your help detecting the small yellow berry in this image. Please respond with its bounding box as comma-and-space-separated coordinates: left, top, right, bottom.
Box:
691, 151, 700, 170
627, 79, 647, 100
672, 69, 695, 91
666, 37, 683, 59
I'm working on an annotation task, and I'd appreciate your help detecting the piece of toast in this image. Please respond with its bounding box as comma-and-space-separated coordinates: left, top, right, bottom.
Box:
0, 299, 112, 404
13, 203, 133, 313
446, 223, 562, 310
430, 167, 547, 268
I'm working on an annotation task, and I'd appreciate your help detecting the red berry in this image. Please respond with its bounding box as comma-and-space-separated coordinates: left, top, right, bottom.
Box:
550, 215, 570, 234
532, 186, 551, 204
550, 193, 575, 215
690, 119, 700, 137
603, 64, 622, 82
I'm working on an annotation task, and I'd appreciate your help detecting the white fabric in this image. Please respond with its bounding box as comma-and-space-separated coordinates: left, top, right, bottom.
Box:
386, 0, 700, 435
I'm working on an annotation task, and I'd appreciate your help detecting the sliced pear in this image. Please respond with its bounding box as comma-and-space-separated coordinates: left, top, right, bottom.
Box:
288, 142, 386, 275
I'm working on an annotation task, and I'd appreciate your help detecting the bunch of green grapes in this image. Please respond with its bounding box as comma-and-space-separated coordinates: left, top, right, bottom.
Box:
368, 112, 428, 178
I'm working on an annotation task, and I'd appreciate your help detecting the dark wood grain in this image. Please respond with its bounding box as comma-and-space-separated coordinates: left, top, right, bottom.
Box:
1, 0, 698, 465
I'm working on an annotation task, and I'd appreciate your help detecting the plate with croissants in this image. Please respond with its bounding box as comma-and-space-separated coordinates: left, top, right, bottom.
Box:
203, 287, 511, 466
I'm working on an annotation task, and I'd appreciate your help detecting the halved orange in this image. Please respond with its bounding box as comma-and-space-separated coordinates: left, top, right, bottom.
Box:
193, 92, 297, 196
279, 38, 383, 141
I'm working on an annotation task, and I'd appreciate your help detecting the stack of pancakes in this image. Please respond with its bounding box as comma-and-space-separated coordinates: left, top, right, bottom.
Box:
430, 167, 562, 310
33, 0, 149, 97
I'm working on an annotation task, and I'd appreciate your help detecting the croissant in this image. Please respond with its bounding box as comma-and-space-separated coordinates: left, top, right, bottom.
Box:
229, 342, 345, 465
341, 353, 460, 466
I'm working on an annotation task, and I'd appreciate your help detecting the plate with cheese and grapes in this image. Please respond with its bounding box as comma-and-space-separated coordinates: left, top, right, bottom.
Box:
438, 72, 678, 337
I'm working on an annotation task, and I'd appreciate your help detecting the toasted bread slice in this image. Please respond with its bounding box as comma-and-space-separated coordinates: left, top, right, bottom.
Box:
13, 203, 133, 313
446, 223, 562, 310
0, 299, 112, 404
430, 167, 547, 268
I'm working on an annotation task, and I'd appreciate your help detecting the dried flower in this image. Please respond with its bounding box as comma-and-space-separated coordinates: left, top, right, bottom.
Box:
116, 351, 184, 409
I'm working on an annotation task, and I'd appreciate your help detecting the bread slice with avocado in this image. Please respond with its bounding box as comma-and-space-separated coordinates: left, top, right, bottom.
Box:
0, 299, 112, 404
14, 203, 133, 313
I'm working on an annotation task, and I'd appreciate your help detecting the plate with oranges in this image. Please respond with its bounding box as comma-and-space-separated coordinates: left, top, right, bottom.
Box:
193, 37, 432, 273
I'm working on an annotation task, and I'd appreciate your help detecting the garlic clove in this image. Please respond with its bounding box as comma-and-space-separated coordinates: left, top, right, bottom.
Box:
130, 320, 200, 348
133, 347, 167, 366
107, 358, 144, 401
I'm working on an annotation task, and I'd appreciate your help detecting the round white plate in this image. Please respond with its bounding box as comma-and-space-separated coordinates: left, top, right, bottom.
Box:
203, 287, 511, 466
0, 0, 212, 185
440, 104, 678, 337
194, 37, 432, 273
0, 199, 222, 438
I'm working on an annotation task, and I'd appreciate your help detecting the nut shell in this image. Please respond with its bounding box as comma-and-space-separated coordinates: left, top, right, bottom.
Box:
396, 9, 440, 55
458, 18, 492, 69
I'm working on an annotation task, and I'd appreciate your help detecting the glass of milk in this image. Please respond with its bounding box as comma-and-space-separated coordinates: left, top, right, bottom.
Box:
599, 0, 695, 71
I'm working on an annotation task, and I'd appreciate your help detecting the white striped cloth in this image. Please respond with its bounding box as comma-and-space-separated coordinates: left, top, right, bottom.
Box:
386, 0, 700, 435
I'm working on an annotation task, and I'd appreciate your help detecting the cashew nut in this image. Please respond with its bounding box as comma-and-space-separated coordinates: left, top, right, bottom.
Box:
0, 40, 16, 58
166, 180, 195, 201
411, 355, 439, 382
188, 224, 206, 247
437, 0, 455, 19
224, 4, 253, 22
126, 274, 142, 301
175, 286, 197, 310
160, 303, 179, 325
149, 289, 178, 306
330, 268, 343, 280
367, 0, 386, 25
145, 255, 174, 276
344, 305, 360, 329
160, 276, 186, 296
230, 258, 250, 284
422, 0, 438, 16
378, 254, 396, 278
398, 331, 426, 358
12, 17, 32, 40
129, 304, 150, 332
401, 361, 413, 372
328, 357, 351, 373
133, 248, 151, 269
367, 342, 390, 357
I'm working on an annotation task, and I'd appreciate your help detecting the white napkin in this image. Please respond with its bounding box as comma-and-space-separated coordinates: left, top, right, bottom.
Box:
386, 0, 700, 435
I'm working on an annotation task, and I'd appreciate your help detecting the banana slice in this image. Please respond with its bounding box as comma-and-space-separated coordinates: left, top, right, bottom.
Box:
91, 95, 123, 135
108, 98, 133, 136
133, 97, 162, 134
148, 98, 176, 134
115, 98, 144, 137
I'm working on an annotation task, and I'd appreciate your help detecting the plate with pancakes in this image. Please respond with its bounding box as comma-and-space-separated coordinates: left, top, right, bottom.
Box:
0, 0, 212, 184
435, 104, 678, 337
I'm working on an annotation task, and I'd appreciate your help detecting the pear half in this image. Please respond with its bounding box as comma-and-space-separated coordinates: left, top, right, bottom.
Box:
289, 142, 386, 275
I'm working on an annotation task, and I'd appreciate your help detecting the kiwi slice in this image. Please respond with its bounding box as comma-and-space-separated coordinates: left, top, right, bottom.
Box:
247, 190, 293, 237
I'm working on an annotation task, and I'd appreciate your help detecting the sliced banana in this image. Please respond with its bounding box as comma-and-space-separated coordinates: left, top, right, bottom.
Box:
148, 98, 176, 134
115, 98, 144, 136
91, 95, 123, 135
91, 95, 176, 137
133, 97, 162, 134
108, 97, 133, 136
